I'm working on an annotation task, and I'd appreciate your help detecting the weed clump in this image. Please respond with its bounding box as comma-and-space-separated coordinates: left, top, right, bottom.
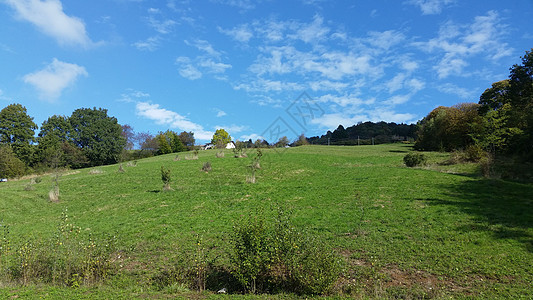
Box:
403, 152, 427, 167
216, 151, 225, 158
202, 162, 212, 173
246, 149, 263, 183
48, 173, 60, 202
0, 209, 116, 286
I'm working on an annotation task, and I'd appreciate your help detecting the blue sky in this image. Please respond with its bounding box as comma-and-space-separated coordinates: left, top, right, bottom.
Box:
1, 0, 532, 143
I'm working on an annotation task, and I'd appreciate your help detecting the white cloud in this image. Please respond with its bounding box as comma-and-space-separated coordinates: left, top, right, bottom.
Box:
211, 0, 256, 10
23, 58, 88, 101
219, 24, 253, 42
239, 133, 263, 141
178, 64, 202, 80
0, 89, 11, 101
434, 54, 467, 78
179, 40, 231, 80
416, 11, 512, 78
198, 59, 232, 74
135, 101, 213, 140
215, 124, 248, 134
288, 15, 330, 44
406, 78, 425, 92
437, 83, 475, 99
316, 94, 374, 107
249, 95, 283, 107
147, 9, 176, 34
308, 80, 349, 92
176, 57, 202, 80
367, 30, 406, 50
385, 73, 408, 93
5, 0, 93, 47
185, 39, 222, 58
406, 0, 455, 15
234, 78, 304, 93
255, 19, 285, 42
216, 109, 227, 117
369, 109, 417, 124
310, 113, 359, 129
133, 36, 160, 51
384, 94, 412, 105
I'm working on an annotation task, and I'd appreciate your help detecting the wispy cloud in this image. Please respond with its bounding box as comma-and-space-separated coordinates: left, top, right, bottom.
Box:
218, 24, 253, 43
210, 0, 257, 11
288, 15, 330, 44
185, 39, 222, 58
146, 8, 176, 34
0, 89, 12, 102
215, 124, 248, 134
133, 36, 160, 51
5, 0, 94, 47
133, 7, 176, 51
135, 101, 213, 140
23, 58, 88, 101
405, 0, 455, 15
437, 83, 476, 99
415, 11, 512, 78
176, 57, 203, 80
177, 40, 231, 80
215, 109, 227, 117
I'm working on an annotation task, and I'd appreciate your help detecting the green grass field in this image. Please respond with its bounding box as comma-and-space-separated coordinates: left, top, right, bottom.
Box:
1, 144, 532, 298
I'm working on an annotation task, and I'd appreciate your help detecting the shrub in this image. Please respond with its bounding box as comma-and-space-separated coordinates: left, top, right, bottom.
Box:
229, 208, 342, 295
479, 154, 493, 178
403, 152, 427, 167
0, 144, 26, 178
230, 214, 271, 294
216, 151, 224, 158
465, 145, 485, 162
161, 166, 172, 191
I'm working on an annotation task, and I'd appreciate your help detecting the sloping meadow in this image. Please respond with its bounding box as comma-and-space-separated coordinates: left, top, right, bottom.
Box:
0, 144, 531, 298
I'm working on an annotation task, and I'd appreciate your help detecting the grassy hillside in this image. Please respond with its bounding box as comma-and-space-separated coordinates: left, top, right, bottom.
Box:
1, 144, 532, 298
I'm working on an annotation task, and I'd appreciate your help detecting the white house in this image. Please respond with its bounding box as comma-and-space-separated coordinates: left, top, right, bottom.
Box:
202, 142, 235, 150
225, 141, 236, 149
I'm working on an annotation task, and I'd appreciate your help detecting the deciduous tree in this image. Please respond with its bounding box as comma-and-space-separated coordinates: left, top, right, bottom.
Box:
211, 128, 231, 148
69, 107, 126, 166
0, 103, 37, 164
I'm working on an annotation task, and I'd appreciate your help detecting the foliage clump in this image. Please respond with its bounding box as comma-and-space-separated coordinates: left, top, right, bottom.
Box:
230, 207, 342, 295
212, 129, 231, 149
403, 152, 426, 167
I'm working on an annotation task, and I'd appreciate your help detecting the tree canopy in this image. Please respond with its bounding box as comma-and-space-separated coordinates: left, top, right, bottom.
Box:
0, 103, 37, 145
69, 107, 126, 166
211, 128, 231, 148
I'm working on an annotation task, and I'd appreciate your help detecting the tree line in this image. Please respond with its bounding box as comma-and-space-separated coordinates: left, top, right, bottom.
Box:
308, 122, 417, 145
415, 48, 533, 162
0, 105, 196, 178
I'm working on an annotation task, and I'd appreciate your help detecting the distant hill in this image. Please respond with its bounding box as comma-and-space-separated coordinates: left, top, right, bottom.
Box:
307, 121, 417, 145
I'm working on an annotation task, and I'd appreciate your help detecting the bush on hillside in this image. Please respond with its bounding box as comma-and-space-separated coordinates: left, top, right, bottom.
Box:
0, 144, 26, 178
403, 152, 427, 167
230, 207, 342, 295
